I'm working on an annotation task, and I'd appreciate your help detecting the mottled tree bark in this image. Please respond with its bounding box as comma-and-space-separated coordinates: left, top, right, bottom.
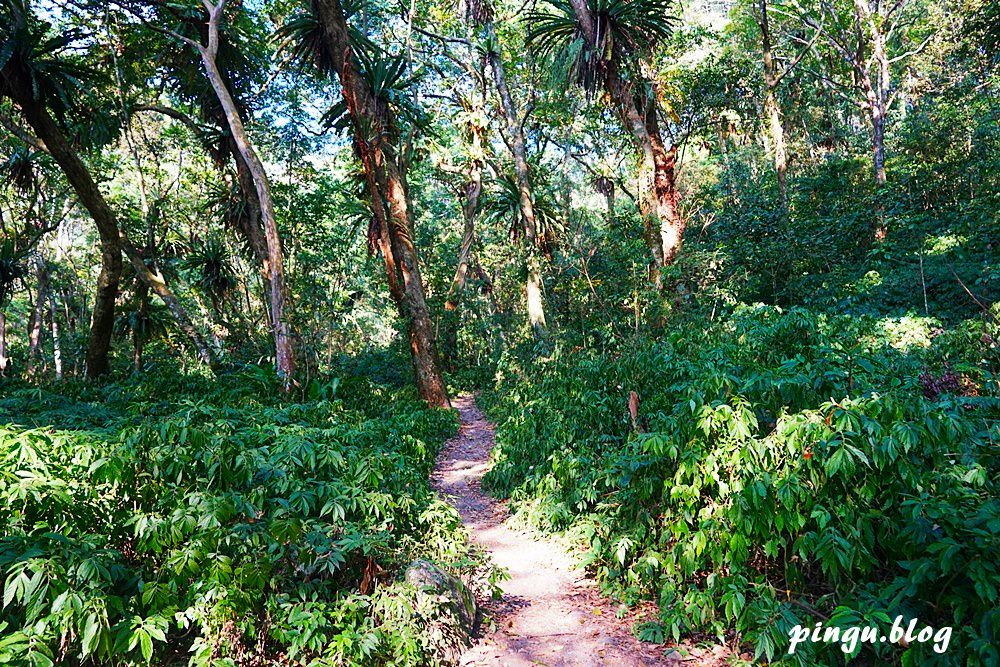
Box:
484, 22, 547, 336
49, 289, 62, 380
3, 63, 121, 376
567, 0, 683, 285
26, 254, 48, 377
4, 64, 217, 373
758, 0, 788, 207
198, 0, 295, 388
314, 0, 450, 407
443, 113, 485, 366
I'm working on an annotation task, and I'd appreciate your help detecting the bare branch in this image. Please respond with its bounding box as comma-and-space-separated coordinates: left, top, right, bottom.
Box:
775, 15, 826, 84
0, 112, 49, 153
888, 31, 935, 64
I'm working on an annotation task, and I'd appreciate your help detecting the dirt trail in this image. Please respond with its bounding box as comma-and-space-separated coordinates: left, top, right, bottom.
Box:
431, 394, 687, 667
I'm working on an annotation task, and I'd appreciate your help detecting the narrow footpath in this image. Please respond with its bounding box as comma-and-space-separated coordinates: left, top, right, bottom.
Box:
431, 395, 723, 666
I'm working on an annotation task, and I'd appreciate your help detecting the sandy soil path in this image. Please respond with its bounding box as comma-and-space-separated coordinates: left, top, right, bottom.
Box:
431, 394, 689, 667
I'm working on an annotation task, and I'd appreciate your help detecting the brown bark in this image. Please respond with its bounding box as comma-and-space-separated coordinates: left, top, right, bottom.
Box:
484, 22, 547, 337
198, 1, 295, 388
2, 63, 121, 377
443, 115, 485, 367
3, 64, 217, 374
445, 118, 485, 312
314, 0, 450, 407
567, 0, 683, 284
231, 146, 270, 265
857, 0, 889, 187
121, 239, 215, 365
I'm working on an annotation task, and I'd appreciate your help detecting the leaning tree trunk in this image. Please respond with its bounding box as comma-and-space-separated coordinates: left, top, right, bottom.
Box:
567, 0, 683, 286
445, 113, 485, 311
120, 239, 215, 365
197, 4, 295, 389
314, 0, 450, 408
3, 64, 217, 373
2, 65, 121, 377
443, 116, 485, 366
484, 22, 547, 337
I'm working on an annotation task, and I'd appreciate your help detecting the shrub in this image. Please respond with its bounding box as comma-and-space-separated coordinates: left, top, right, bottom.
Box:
0, 369, 486, 667
481, 306, 999, 665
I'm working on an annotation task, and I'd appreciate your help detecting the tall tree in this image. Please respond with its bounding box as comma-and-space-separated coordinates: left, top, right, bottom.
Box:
298, 0, 450, 407
795, 0, 934, 189
148, 0, 296, 387
751, 0, 821, 208
481, 12, 547, 337
1, 1, 217, 373
0, 4, 120, 375
529, 0, 681, 285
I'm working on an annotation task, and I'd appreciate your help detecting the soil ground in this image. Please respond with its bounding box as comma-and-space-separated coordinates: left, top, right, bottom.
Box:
431, 395, 735, 667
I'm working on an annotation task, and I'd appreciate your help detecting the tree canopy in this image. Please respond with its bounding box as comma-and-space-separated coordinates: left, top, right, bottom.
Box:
0, 0, 997, 664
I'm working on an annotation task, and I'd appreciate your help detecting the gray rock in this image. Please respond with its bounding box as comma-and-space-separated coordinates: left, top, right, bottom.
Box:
405, 559, 477, 664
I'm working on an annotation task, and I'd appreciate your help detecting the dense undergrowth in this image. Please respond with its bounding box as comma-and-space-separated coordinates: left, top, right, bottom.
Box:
0, 370, 482, 667
481, 305, 1000, 665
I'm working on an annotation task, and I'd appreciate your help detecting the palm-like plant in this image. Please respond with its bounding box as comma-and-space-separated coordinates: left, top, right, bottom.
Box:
277, 0, 428, 135
276, 0, 373, 77
319, 53, 428, 133
483, 175, 565, 256
525, 0, 675, 94
184, 236, 238, 305
0, 0, 90, 116
2, 145, 38, 193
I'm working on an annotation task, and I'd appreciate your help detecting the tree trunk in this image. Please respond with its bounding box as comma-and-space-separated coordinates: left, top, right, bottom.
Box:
197, 7, 295, 389
568, 0, 683, 284
759, 0, 788, 207
2, 64, 121, 377
445, 120, 484, 313
484, 22, 547, 337
314, 0, 450, 408
26, 254, 48, 377
870, 107, 887, 185
0, 311, 8, 377
646, 107, 682, 267
4, 63, 218, 375
134, 280, 148, 373
443, 122, 484, 368
120, 238, 215, 365
49, 290, 63, 380
853, 0, 890, 188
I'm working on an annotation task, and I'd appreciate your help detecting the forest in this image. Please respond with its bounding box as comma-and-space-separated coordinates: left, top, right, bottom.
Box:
0, 0, 997, 664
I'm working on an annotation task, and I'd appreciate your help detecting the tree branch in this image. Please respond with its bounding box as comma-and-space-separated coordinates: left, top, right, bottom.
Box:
0, 112, 49, 153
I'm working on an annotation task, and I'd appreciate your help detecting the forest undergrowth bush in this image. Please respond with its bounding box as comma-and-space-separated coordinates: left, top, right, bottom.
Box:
0, 369, 490, 667
481, 305, 1000, 665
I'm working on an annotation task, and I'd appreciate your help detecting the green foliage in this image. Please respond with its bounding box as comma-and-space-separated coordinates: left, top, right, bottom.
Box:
526, 0, 677, 92
481, 306, 1000, 664
0, 369, 488, 666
